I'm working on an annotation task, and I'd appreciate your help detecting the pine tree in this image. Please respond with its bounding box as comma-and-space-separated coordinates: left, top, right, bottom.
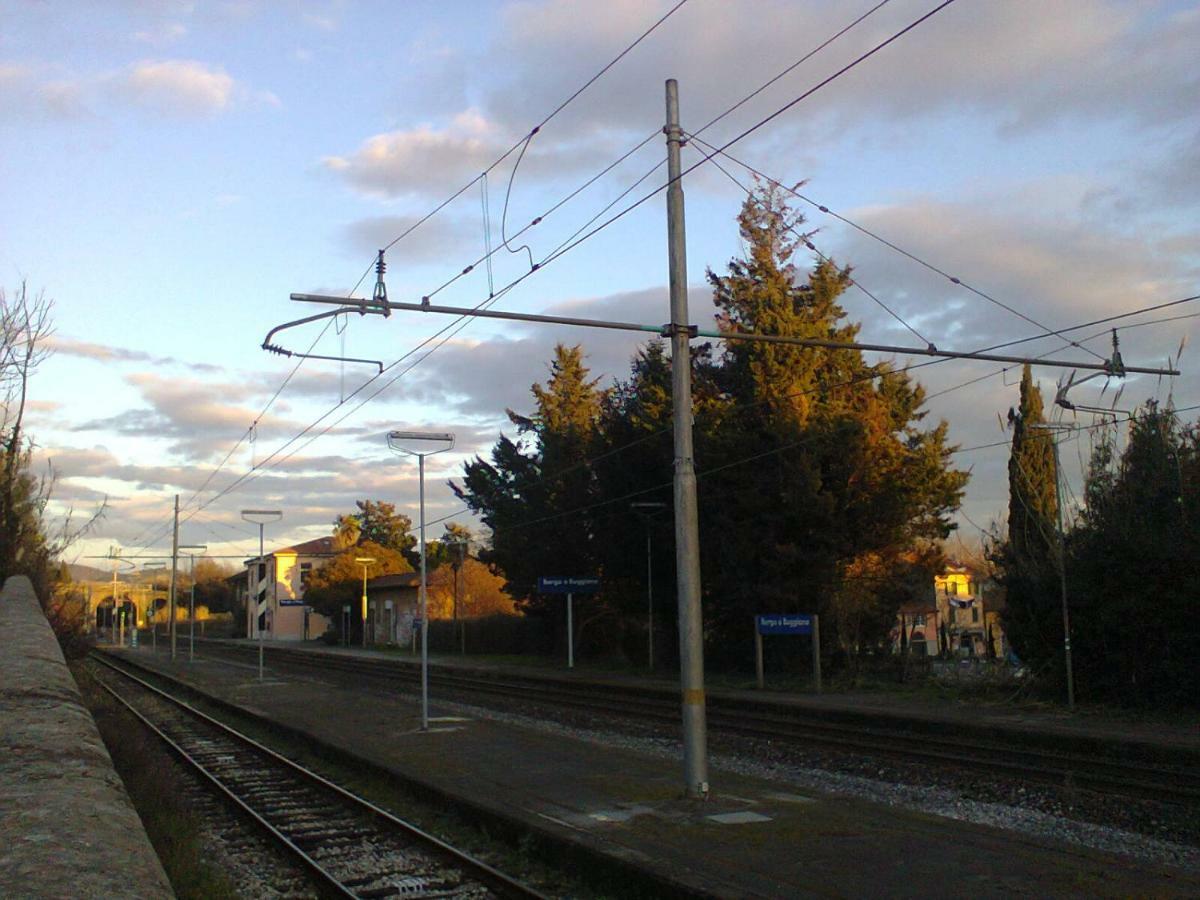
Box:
701, 184, 968, 665
455, 344, 603, 617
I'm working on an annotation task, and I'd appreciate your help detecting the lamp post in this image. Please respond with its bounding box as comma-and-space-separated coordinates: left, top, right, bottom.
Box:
387, 430, 455, 731
631, 501, 668, 670
179, 544, 207, 662
241, 509, 282, 681
355, 557, 376, 648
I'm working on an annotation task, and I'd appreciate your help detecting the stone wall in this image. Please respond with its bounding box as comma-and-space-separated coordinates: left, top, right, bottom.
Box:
0, 575, 173, 899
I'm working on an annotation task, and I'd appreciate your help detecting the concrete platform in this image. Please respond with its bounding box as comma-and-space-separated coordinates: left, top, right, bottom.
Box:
0, 577, 173, 900
117, 641, 1199, 898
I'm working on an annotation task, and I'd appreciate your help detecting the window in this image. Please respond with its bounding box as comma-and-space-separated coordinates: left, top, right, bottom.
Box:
972, 607, 980, 623
946, 581, 958, 596
914, 614, 926, 626
300, 562, 312, 587
257, 562, 266, 581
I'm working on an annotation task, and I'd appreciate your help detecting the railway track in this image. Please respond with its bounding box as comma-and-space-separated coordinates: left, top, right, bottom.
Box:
89, 652, 545, 900
186, 639, 1200, 807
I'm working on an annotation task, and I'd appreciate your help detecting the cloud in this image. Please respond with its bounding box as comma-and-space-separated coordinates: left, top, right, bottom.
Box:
342, 214, 479, 262
323, 110, 511, 199
69, 372, 296, 460
325, 0, 1196, 205
115, 59, 234, 115
48, 335, 222, 373
831, 195, 1194, 352
397, 285, 715, 419
1, 57, 254, 121
132, 22, 188, 45
0, 63, 89, 119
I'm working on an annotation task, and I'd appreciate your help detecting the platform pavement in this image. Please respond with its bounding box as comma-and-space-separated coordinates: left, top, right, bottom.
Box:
120, 640, 1198, 898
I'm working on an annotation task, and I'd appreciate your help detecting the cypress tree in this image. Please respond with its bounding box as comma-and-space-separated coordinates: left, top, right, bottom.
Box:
1007, 365, 1058, 565
994, 365, 1061, 673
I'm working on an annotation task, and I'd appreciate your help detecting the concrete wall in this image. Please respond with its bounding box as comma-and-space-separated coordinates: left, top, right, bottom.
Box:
0, 575, 174, 899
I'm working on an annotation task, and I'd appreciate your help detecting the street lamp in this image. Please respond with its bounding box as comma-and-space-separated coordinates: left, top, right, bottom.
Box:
242, 509, 282, 681
631, 501, 669, 670
355, 557, 376, 648
179, 544, 207, 662
387, 430, 455, 731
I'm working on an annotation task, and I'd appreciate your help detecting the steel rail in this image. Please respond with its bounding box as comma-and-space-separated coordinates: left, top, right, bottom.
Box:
90, 651, 546, 900
192, 640, 1198, 806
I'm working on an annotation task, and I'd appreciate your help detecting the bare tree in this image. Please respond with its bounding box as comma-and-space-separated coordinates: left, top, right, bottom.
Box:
1, 282, 104, 593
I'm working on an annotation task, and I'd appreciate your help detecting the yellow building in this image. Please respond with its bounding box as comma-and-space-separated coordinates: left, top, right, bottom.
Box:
244, 536, 335, 641
896, 564, 1006, 658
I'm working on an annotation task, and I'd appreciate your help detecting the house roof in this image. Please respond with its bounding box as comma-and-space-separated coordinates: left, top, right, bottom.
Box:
274, 536, 337, 557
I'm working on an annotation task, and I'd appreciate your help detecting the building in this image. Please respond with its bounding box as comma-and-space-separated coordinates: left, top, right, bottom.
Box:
895, 564, 1007, 659
364, 572, 420, 645
244, 536, 336, 642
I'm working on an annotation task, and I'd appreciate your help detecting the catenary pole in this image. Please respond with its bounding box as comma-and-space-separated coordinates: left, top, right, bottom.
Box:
169, 495, 179, 660
419, 453, 429, 730
666, 78, 709, 799
1050, 434, 1076, 709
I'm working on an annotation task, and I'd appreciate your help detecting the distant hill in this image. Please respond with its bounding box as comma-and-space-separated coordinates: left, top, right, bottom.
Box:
67, 563, 113, 581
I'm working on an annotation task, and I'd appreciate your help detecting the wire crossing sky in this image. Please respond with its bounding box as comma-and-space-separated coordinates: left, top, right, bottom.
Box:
1, 0, 1196, 565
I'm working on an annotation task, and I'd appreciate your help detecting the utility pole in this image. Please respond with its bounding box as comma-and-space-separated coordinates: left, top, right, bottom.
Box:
110, 549, 119, 644
1049, 432, 1075, 709
665, 78, 708, 799
169, 495, 179, 660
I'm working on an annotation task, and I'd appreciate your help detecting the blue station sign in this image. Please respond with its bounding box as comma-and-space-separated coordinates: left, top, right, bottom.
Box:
537, 576, 600, 594
756, 614, 813, 635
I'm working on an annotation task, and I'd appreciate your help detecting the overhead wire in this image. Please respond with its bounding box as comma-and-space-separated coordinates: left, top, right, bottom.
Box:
426, 293, 1198, 538
145, 0, 976, 547
699, 143, 934, 346
683, 131, 1108, 362
134, 3, 697, 551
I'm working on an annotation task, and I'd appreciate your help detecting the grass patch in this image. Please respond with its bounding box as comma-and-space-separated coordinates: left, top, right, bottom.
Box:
73, 663, 239, 900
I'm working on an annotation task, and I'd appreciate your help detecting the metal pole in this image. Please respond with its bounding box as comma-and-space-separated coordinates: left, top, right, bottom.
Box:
419, 453, 429, 731
812, 614, 822, 694
666, 78, 708, 798
1050, 438, 1076, 709
169, 495, 179, 661
258, 523, 265, 681
189, 555, 195, 662
646, 526, 654, 671
361, 564, 368, 649
755, 625, 764, 689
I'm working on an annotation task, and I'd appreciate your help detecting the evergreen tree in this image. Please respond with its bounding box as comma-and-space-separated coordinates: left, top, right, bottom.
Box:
1067, 404, 1199, 706
457, 189, 967, 667
455, 345, 603, 618
1007, 366, 1058, 564
992, 365, 1061, 674
700, 184, 968, 665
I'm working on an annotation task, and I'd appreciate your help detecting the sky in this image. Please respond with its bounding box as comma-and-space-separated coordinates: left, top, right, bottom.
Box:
2, 0, 1197, 573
